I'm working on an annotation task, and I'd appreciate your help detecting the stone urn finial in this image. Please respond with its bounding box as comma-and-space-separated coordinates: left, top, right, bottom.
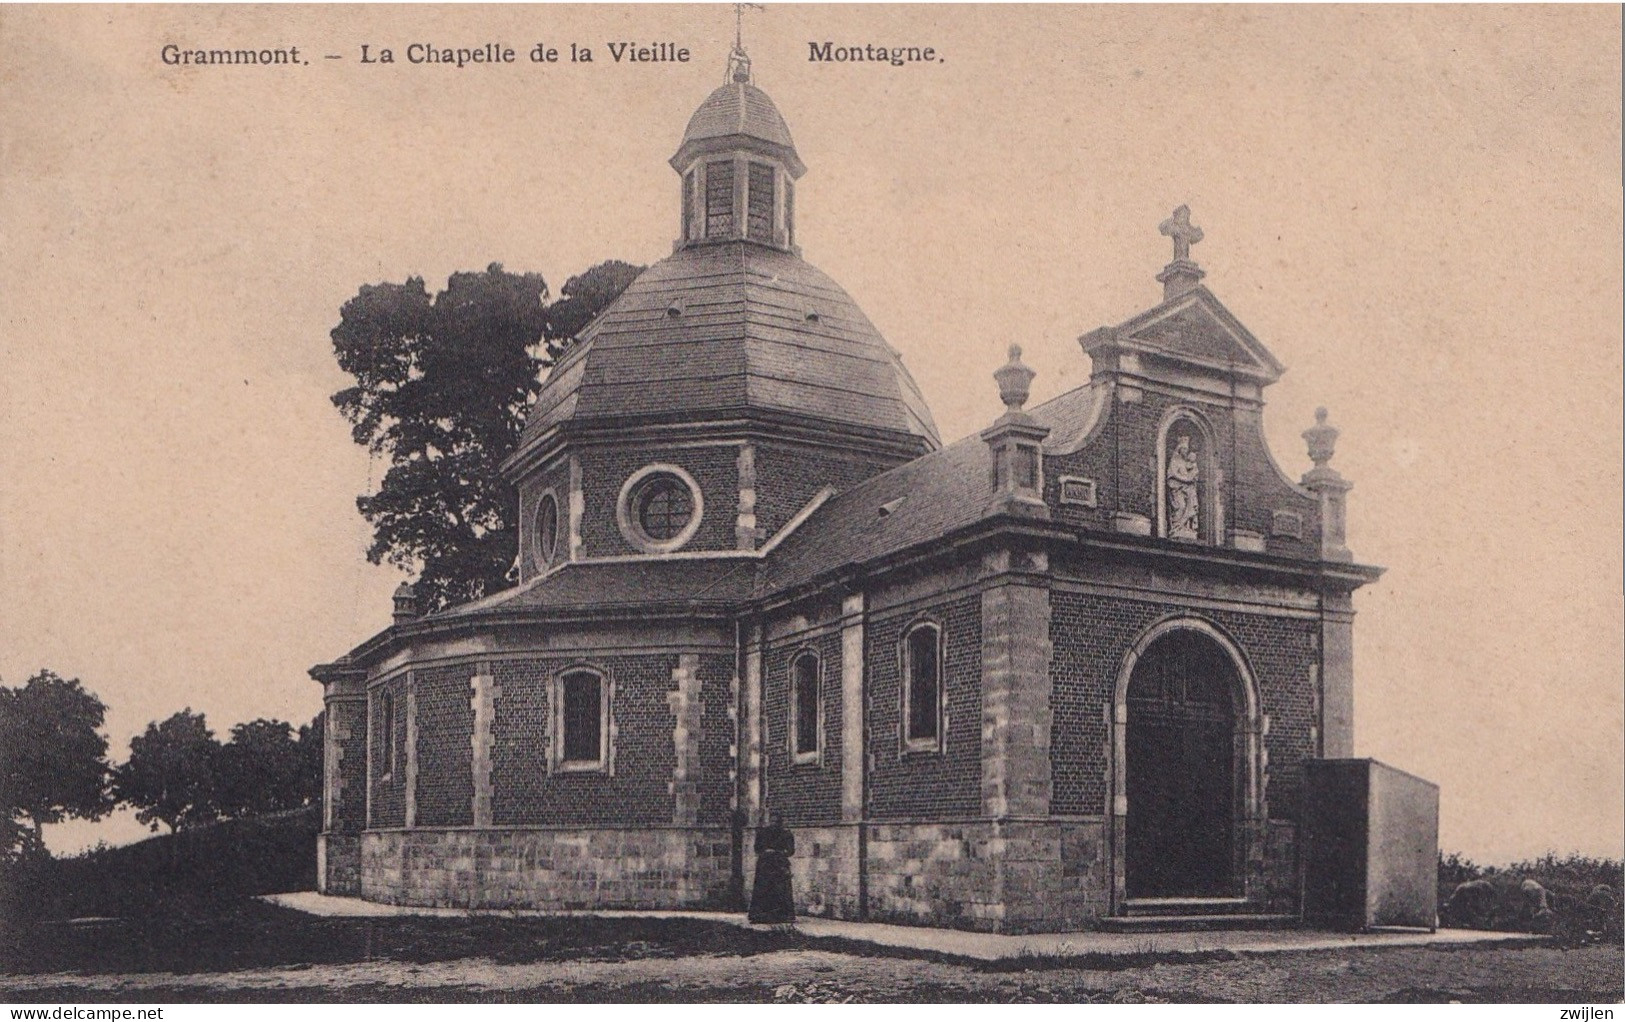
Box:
1303, 406, 1339, 470
994, 344, 1036, 413
1300, 407, 1352, 562
392, 581, 420, 623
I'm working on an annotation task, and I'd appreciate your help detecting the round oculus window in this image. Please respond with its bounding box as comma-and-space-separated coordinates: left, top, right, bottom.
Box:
635, 474, 693, 541
616, 464, 704, 553
533, 491, 560, 569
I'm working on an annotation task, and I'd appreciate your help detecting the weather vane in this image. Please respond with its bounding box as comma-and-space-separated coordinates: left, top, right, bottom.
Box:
726, 3, 764, 83
734, 3, 764, 51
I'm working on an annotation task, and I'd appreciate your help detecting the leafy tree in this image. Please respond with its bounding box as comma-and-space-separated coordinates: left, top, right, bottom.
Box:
217, 718, 310, 818
546, 260, 646, 345
0, 670, 112, 859
113, 710, 222, 833
296, 710, 324, 808
331, 260, 642, 611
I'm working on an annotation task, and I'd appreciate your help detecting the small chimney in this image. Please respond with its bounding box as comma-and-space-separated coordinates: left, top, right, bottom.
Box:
392, 582, 420, 623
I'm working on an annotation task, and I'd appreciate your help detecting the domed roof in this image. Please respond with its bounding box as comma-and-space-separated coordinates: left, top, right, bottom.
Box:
671, 79, 805, 178
683, 81, 796, 151
516, 242, 939, 454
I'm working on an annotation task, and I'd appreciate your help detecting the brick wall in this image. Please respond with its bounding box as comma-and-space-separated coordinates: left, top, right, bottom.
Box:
578, 444, 739, 556
865, 595, 983, 819
367, 678, 407, 829
753, 441, 898, 538
1048, 590, 1318, 820
487, 654, 682, 827
697, 653, 736, 823
414, 665, 474, 827
1043, 393, 1320, 556
1235, 612, 1320, 819
762, 631, 843, 826
1229, 412, 1321, 557
489, 659, 548, 825
1044, 430, 1117, 533
358, 652, 731, 834
1110, 396, 1166, 522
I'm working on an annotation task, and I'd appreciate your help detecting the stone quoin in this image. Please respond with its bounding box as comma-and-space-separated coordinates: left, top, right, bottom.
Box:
312, 42, 1421, 934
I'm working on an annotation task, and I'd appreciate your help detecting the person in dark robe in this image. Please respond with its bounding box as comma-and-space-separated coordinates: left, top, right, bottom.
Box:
748, 812, 796, 923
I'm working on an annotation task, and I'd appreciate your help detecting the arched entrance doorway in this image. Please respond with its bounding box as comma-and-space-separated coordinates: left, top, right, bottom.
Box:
1123, 628, 1243, 899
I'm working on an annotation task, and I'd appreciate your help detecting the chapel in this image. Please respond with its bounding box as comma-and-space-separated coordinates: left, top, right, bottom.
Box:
312, 46, 1407, 933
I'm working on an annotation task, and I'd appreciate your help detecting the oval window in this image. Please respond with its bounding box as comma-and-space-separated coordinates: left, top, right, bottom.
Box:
534, 491, 560, 569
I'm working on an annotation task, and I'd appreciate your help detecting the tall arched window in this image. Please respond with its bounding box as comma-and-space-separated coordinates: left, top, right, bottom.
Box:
902, 622, 943, 752
747, 162, 775, 243
555, 668, 608, 771
790, 650, 821, 763
704, 160, 734, 238
377, 687, 395, 778
682, 169, 696, 240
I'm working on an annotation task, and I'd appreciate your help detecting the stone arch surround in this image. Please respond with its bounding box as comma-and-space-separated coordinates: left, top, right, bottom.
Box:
1107, 615, 1266, 912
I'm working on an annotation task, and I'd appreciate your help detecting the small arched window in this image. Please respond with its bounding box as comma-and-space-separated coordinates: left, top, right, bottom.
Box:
902, 622, 944, 752
556, 669, 608, 771
790, 651, 821, 763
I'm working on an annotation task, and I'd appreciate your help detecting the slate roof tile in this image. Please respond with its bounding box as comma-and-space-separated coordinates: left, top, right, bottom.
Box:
439, 557, 758, 617
515, 242, 940, 451
755, 385, 1097, 594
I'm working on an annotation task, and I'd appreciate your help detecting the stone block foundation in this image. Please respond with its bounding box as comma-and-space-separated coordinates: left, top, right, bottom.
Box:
776, 818, 1111, 934
339, 816, 1291, 930
318, 832, 362, 896
358, 827, 733, 910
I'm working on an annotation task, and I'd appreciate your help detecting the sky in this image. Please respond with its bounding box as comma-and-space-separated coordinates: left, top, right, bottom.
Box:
1, 4, 1620, 864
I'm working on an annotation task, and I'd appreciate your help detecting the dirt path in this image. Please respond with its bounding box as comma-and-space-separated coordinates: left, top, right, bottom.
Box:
5, 944, 1620, 1003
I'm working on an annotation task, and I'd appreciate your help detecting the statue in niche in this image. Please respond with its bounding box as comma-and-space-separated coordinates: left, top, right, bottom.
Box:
1167, 433, 1201, 540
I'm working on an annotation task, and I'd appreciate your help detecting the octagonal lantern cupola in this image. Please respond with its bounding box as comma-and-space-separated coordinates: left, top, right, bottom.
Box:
671, 46, 805, 252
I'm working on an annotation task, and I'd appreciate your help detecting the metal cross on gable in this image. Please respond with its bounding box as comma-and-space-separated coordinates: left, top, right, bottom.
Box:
1159, 204, 1204, 263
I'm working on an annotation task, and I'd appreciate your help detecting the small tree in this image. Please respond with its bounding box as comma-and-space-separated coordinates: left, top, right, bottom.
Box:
113, 710, 222, 833
217, 719, 308, 818
0, 670, 112, 859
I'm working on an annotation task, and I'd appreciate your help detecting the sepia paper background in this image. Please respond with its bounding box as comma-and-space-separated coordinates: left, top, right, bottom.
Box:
1, 3, 1620, 864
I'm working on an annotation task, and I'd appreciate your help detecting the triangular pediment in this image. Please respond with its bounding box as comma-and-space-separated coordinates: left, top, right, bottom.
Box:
1085, 287, 1284, 385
